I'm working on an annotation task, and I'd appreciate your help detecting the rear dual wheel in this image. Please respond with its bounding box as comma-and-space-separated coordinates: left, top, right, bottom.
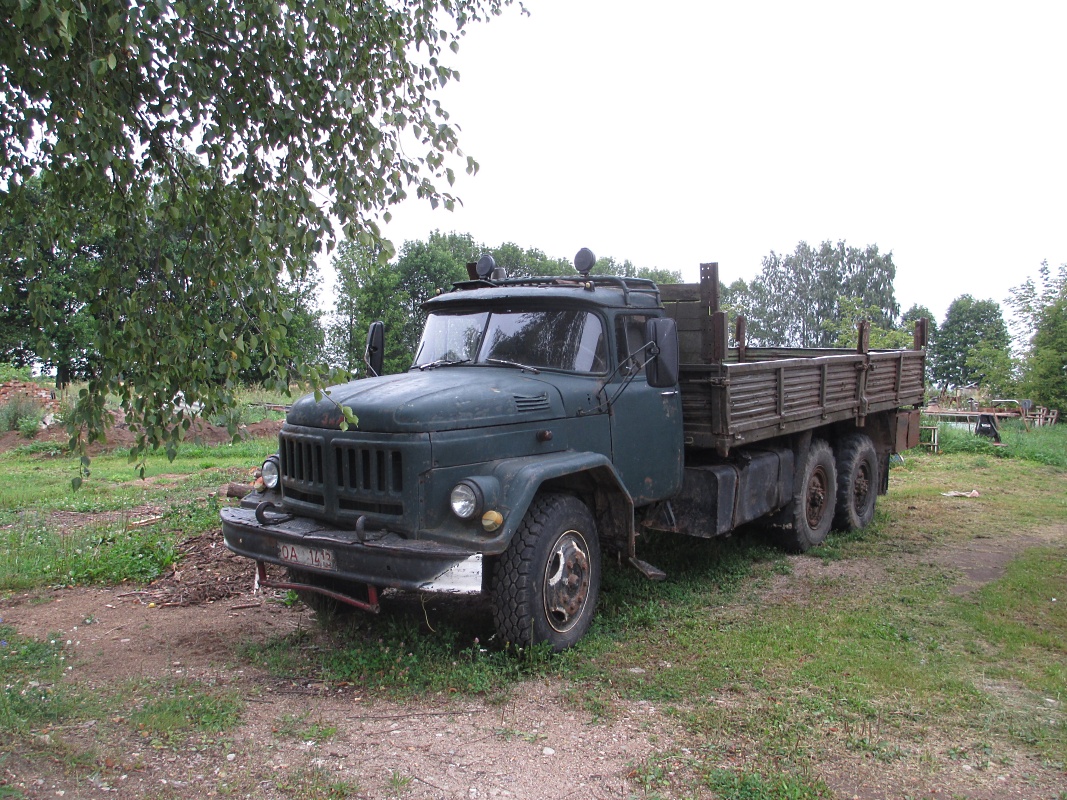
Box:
778, 439, 837, 553
833, 433, 879, 532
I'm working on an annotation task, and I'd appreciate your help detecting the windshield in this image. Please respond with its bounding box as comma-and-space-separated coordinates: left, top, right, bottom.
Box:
413, 309, 607, 373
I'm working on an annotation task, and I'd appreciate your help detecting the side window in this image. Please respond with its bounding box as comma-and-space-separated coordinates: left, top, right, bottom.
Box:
615, 315, 649, 378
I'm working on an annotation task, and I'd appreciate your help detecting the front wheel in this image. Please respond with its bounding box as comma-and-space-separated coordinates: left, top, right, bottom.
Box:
492, 493, 601, 652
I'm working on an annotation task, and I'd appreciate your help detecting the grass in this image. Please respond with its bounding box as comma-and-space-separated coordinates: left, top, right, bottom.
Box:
275, 767, 362, 800
0, 436, 277, 591
935, 417, 1067, 467
272, 711, 338, 743
127, 679, 244, 743
0, 626, 81, 736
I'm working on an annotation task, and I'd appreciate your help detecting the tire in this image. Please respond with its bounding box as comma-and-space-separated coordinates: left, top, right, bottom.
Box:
833, 434, 879, 532
778, 439, 837, 553
491, 493, 601, 652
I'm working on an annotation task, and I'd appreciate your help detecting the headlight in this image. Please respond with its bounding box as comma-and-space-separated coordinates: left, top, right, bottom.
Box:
450, 481, 482, 519
261, 456, 281, 490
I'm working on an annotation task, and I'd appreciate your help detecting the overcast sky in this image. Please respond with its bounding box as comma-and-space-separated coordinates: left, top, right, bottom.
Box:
375, 0, 1067, 325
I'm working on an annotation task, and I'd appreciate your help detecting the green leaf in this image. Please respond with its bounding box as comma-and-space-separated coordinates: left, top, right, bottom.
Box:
0, 0, 520, 473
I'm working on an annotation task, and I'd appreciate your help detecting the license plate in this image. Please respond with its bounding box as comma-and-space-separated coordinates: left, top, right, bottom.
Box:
278, 543, 336, 571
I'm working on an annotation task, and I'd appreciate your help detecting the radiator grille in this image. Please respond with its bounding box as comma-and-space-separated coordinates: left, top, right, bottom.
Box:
279, 431, 406, 518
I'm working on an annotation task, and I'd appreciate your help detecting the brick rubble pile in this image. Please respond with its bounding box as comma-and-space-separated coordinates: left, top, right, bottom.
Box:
0, 380, 63, 412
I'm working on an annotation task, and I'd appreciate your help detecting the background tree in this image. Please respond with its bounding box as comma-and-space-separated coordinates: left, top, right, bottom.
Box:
821, 297, 913, 350
488, 242, 571, 277
395, 234, 471, 356
252, 264, 325, 384
1008, 262, 1067, 410
1, 0, 516, 468
735, 241, 899, 347
328, 241, 414, 376
966, 341, 1017, 399
0, 179, 100, 385
900, 303, 938, 339
900, 303, 939, 383
929, 295, 1010, 390
591, 256, 681, 283
1023, 293, 1067, 411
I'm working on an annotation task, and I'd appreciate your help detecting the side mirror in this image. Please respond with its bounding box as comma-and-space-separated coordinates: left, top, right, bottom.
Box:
364, 320, 384, 377
645, 317, 679, 388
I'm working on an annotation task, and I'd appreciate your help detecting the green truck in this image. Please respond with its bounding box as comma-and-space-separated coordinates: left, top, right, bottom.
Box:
222, 251, 926, 651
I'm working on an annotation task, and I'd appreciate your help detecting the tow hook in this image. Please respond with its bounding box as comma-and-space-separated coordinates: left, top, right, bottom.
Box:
255, 501, 294, 526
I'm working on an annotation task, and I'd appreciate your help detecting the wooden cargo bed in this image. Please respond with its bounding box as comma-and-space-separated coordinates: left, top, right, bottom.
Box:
661, 265, 927, 454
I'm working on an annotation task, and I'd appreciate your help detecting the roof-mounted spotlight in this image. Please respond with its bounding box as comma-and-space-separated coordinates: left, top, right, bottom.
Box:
574, 247, 596, 277
476, 254, 496, 279
474, 253, 508, 280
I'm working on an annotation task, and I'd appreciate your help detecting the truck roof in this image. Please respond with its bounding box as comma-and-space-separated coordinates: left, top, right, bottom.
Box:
424, 276, 664, 312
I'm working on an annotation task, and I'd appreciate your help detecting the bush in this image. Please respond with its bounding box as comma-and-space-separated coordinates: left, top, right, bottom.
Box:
0, 394, 45, 435
17, 413, 41, 438
0, 363, 33, 383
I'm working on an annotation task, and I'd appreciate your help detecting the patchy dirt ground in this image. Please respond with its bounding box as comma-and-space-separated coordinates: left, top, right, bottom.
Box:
3, 525, 1065, 799
1, 568, 666, 799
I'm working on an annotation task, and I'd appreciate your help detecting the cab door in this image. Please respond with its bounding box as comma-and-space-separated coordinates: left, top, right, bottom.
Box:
608, 314, 685, 506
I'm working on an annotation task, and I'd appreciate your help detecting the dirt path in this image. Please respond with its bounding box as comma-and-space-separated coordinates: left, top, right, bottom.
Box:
2, 526, 1065, 799
1, 578, 664, 799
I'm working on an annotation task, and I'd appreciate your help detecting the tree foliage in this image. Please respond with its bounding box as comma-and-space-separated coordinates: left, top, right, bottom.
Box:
929, 295, 1009, 390
1, 0, 516, 472
395, 232, 473, 355
729, 241, 899, 347
822, 297, 913, 350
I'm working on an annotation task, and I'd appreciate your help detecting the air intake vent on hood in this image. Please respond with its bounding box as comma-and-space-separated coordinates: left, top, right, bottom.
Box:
514, 393, 550, 413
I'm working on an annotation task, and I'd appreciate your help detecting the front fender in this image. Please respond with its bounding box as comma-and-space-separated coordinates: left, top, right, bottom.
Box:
485, 451, 635, 554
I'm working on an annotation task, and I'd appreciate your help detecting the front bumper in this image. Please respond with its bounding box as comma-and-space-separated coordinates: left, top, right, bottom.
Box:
221, 504, 483, 592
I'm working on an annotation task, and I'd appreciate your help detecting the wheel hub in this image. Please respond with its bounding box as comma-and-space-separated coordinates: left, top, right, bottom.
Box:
542, 531, 591, 633
806, 466, 829, 529
853, 464, 871, 507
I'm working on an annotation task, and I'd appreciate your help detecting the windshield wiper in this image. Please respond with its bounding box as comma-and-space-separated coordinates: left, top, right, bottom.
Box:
486, 358, 541, 374
417, 358, 471, 371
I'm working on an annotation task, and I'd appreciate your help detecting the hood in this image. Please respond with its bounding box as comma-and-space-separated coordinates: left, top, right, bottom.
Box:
286, 368, 565, 432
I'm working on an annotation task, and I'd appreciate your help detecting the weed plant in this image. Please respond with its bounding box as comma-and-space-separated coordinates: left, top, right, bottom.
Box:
0, 395, 43, 435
